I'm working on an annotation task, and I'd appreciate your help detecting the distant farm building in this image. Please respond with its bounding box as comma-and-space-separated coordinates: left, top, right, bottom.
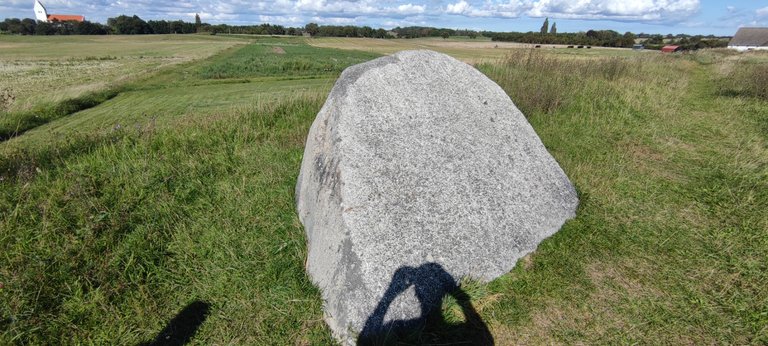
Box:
34, 0, 84, 23
661, 45, 680, 53
728, 27, 768, 51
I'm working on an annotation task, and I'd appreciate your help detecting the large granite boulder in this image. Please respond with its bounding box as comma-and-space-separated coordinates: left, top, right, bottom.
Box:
296, 50, 578, 343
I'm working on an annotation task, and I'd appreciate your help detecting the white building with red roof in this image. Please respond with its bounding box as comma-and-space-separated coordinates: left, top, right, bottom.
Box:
34, 0, 85, 23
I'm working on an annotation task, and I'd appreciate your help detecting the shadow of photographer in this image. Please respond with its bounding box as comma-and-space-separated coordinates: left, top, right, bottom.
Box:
358, 262, 494, 345
139, 300, 210, 346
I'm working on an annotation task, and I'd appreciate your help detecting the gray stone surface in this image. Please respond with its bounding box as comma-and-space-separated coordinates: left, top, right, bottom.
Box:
295, 50, 578, 343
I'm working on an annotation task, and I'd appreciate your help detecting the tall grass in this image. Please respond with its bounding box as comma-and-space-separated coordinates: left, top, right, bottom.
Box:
477, 49, 767, 344
718, 60, 768, 101
478, 49, 645, 115
0, 39, 370, 144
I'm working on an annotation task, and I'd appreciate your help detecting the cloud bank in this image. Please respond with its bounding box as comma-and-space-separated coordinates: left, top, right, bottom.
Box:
0, 0, 707, 29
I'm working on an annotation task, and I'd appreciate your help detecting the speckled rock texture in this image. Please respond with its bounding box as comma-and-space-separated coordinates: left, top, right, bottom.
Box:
295, 50, 578, 344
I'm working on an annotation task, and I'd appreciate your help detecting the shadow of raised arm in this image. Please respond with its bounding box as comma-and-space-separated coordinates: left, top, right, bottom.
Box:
358, 262, 493, 345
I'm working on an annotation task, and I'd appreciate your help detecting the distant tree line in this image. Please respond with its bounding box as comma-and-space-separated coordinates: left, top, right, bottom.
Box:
108, 15, 198, 34
0, 15, 729, 51
637, 33, 727, 50
0, 15, 203, 35
484, 17, 727, 50
485, 30, 637, 47
0, 16, 478, 39
302, 23, 390, 38
202, 22, 293, 35
485, 29, 726, 50
388, 26, 479, 39
0, 18, 109, 35
487, 18, 638, 48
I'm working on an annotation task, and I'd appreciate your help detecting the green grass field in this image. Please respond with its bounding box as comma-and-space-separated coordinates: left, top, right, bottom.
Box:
1, 35, 766, 344
0, 35, 248, 113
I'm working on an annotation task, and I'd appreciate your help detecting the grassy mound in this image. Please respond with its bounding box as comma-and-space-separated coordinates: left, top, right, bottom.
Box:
0, 88, 120, 141
1, 39, 766, 344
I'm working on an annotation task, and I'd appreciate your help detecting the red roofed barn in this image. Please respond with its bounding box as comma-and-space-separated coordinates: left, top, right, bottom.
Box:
661, 45, 680, 53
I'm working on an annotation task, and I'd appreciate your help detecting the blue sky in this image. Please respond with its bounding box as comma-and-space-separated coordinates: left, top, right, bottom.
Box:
2, 0, 767, 36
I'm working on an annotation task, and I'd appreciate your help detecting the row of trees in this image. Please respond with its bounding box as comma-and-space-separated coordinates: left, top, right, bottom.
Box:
206, 23, 295, 35
485, 29, 638, 48
107, 15, 199, 34
302, 23, 390, 38
387, 26, 479, 39
0, 18, 109, 35
0, 15, 393, 38
0, 15, 729, 51
205, 22, 391, 37
0, 16, 197, 35
486, 17, 727, 50
643, 35, 728, 50
0, 16, 484, 39
0, 15, 203, 36
486, 29, 726, 50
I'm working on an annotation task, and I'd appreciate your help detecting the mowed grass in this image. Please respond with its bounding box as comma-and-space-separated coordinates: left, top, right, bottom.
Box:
0, 36, 377, 148
2, 79, 333, 149
1, 36, 767, 345
0, 35, 247, 113
198, 39, 380, 79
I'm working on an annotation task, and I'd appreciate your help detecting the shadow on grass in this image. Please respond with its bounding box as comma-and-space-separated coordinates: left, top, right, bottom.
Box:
357, 263, 494, 345
140, 301, 210, 346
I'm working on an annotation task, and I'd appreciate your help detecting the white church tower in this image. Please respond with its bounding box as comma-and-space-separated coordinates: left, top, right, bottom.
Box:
34, 0, 48, 22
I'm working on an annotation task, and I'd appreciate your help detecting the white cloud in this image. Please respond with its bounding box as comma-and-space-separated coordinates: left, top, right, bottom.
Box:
2, 0, 703, 23
442, 0, 697, 20
310, 15, 357, 24
0, 0, 734, 32
382, 17, 427, 27
756, 6, 768, 18
446, 0, 470, 14
258, 14, 303, 24
445, 0, 527, 18
396, 4, 425, 15
293, 0, 427, 18
295, 0, 323, 11
527, 0, 700, 21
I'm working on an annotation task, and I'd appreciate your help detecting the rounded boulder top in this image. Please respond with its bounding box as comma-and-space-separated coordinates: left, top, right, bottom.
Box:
296, 50, 578, 344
